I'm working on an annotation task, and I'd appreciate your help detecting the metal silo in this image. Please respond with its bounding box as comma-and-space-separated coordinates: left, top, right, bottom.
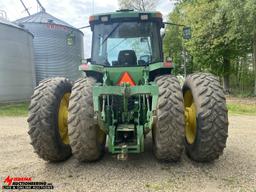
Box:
0, 16, 35, 102
16, 11, 84, 84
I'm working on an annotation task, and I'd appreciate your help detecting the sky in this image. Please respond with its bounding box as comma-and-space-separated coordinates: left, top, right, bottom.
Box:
0, 0, 175, 57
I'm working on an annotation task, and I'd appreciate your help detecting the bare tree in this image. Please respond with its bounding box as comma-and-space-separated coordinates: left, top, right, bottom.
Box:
118, 0, 158, 11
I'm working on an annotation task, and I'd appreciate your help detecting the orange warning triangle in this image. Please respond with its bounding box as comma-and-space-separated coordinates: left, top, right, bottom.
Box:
117, 72, 136, 86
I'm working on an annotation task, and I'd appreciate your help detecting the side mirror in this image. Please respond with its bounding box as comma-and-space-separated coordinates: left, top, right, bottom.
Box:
183, 27, 191, 40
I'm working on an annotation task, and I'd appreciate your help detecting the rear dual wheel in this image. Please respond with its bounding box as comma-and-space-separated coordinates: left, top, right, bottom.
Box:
183, 73, 228, 162
153, 73, 228, 162
28, 77, 106, 162
27, 77, 72, 162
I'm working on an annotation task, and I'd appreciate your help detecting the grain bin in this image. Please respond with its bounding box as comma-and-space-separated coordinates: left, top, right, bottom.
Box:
16, 11, 84, 84
0, 16, 35, 102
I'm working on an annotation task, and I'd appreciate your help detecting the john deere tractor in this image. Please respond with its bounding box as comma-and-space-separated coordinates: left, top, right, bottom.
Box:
27, 10, 228, 162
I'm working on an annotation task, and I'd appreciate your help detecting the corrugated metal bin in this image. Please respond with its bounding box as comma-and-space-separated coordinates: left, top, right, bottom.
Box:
0, 17, 35, 102
16, 11, 84, 84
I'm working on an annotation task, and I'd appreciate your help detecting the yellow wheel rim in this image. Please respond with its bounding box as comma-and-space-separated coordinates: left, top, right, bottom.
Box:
58, 93, 70, 144
184, 90, 197, 144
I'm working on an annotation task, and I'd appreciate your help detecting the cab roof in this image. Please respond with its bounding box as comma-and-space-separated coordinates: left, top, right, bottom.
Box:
89, 9, 163, 25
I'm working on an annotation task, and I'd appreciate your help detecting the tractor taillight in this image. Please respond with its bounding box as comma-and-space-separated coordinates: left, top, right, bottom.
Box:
164, 61, 173, 68
164, 57, 173, 68
80, 64, 89, 70
89, 16, 95, 22
117, 72, 136, 86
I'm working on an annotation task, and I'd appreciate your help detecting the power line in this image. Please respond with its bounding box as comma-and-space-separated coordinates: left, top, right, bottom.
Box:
35, 0, 45, 12
19, 0, 30, 16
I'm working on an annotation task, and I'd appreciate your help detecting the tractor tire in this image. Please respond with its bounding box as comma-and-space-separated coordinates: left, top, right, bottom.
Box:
68, 77, 106, 162
153, 75, 185, 162
27, 77, 72, 162
183, 73, 228, 162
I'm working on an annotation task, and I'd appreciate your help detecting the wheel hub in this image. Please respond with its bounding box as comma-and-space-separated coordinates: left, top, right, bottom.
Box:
58, 93, 70, 144
184, 90, 197, 144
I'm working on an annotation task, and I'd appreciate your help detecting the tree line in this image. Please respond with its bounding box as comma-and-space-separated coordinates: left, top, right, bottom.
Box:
164, 0, 256, 96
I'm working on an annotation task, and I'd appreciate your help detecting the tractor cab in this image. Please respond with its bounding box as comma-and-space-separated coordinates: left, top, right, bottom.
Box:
78, 10, 172, 158
89, 10, 164, 67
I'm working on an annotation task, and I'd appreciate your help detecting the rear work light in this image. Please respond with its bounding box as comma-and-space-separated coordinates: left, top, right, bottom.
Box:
140, 14, 149, 20
117, 72, 136, 86
100, 16, 109, 22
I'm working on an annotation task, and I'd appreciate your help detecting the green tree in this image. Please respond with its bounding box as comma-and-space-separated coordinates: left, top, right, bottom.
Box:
244, 0, 256, 95
165, 0, 256, 94
213, 0, 256, 95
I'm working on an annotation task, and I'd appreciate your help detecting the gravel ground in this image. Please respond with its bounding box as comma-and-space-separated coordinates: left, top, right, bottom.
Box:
0, 115, 255, 192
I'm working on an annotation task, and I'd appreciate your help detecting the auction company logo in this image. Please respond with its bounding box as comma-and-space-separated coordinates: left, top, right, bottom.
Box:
2, 176, 54, 190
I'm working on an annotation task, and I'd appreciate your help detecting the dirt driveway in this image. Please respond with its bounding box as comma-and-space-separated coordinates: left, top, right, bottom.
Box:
0, 115, 255, 192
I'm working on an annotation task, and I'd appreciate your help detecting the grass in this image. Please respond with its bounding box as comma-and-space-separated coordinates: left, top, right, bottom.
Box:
0, 100, 255, 117
227, 103, 256, 115
0, 102, 29, 116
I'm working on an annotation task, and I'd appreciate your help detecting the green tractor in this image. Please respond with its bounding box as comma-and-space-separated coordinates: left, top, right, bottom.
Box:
27, 10, 228, 162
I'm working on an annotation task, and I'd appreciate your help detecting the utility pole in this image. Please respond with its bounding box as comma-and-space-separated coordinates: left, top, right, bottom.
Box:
183, 44, 186, 77
182, 27, 191, 77
92, 0, 94, 15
